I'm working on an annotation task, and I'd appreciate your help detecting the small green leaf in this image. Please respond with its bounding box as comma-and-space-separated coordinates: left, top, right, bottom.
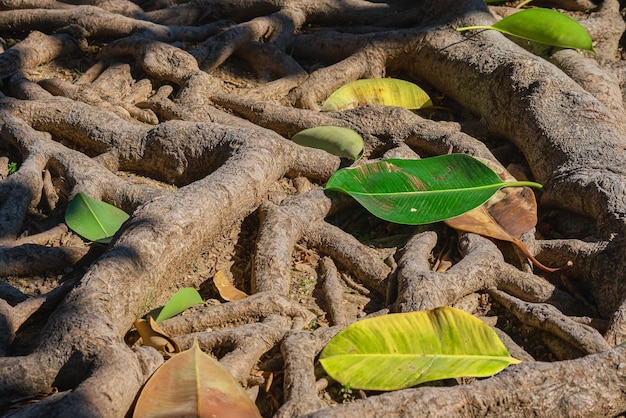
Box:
64, 192, 129, 242
7, 161, 17, 175
152, 287, 204, 323
324, 154, 542, 225
457, 8, 595, 53
322, 78, 432, 112
319, 307, 521, 391
292, 126, 364, 160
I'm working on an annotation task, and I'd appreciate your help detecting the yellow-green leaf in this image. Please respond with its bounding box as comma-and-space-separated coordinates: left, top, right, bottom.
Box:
64, 192, 129, 243
291, 126, 364, 160
322, 78, 432, 111
457, 8, 595, 53
133, 340, 261, 418
152, 287, 204, 323
319, 307, 521, 391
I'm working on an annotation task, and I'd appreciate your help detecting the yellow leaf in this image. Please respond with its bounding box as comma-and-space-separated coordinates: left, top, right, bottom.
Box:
322, 78, 432, 111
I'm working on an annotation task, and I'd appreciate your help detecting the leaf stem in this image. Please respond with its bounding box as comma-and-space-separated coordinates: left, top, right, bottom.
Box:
516, 0, 534, 8
503, 181, 543, 190
456, 25, 493, 32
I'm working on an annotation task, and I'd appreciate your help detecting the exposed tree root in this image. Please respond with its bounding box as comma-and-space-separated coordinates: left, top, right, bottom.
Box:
1, 0, 626, 416
303, 343, 626, 418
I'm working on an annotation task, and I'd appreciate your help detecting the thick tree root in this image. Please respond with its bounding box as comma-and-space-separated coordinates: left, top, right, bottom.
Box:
2, 0, 626, 416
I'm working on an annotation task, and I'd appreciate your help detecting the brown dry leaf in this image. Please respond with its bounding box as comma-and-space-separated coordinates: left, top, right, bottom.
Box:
133, 339, 262, 418
446, 186, 536, 242
434, 252, 453, 272
213, 270, 248, 301
445, 159, 570, 272
134, 316, 180, 354
433, 238, 455, 272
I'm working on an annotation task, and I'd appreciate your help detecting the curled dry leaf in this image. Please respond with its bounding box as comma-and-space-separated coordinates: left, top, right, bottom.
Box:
133, 339, 262, 418
134, 316, 180, 354
445, 159, 571, 272
434, 248, 454, 272
213, 270, 248, 301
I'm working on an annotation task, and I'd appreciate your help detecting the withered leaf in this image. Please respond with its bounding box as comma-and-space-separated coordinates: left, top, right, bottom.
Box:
134, 316, 180, 354
445, 159, 569, 272
213, 270, 248, 301
133, 339, 261, 418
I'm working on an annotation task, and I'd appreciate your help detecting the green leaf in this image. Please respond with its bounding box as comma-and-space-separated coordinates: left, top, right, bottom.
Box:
319, 307, 521, 391
322, 78, 432, 112
291, 126, 364, 160
64, 192, 130, 243
457, 8, 595, 53
324, 154, 542, 225
152, 287, 204, 323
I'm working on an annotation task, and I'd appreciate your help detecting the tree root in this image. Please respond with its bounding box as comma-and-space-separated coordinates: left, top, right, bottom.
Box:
304, 344, 626, 418
2, 0, 626, 416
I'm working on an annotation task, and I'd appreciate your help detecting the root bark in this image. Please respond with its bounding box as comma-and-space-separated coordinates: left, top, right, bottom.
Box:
2, 0, 626, 416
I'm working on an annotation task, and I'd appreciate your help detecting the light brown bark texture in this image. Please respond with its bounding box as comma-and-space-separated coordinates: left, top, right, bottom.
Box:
1, 0, 626, 416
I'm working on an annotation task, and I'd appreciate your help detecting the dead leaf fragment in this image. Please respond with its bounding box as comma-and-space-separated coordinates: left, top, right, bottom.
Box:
213, 270, 248, 301
134, 316, 180, 354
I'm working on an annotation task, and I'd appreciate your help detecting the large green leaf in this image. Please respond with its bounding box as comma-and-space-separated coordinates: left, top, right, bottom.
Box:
319, 307, 521, 391
64, 192, 130, 242
151, 287, 205, 323
457, 8, 595, 53
324, 154, 542, 225
321, 78, 432, 112
291, 126, 364, 160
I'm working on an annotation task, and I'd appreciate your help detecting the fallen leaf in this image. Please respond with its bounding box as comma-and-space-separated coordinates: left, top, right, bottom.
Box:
445, 159, 570, 272
457, 8, 595, 53
322, 78, 432, 111
64, 192, 129, 243
319, 307, 520, 390
291, 125, 364, 160
133, 339, 262, 418
134, 316, 180, 354
446, 186, 537, 242
152, 287, 204, 323
324, 154, 542, 225
213, 270, 248, 301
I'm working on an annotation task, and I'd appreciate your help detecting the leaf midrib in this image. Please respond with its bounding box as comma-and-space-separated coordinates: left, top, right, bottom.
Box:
323, 353, 517, 361
326, 181, 541, 196
80, 193, 110, 236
